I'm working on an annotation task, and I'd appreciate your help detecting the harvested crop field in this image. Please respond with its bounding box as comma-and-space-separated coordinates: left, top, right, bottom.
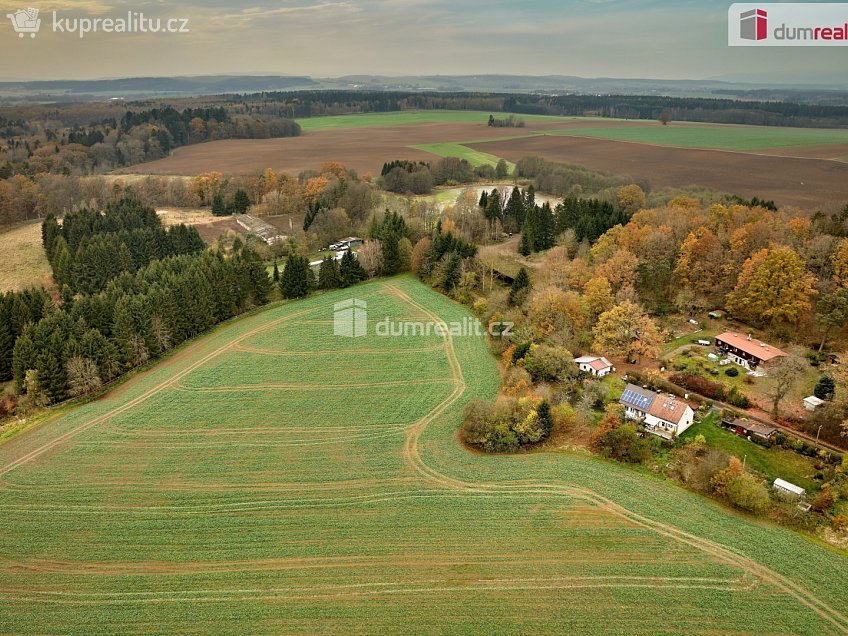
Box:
121, 121, 554, 177
469, 135, 848, 211
1, 277, 846, 633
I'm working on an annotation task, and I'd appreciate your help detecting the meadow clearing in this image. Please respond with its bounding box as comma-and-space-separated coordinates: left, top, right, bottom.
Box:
0, 277, 846, 633
0, 221, 53, 293
124, 111, 848, 211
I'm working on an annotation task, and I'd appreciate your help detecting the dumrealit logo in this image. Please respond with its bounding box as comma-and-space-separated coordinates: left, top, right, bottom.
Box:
333, 299, 367, 338
740, 8, 768, 41
729, 3, 848, 46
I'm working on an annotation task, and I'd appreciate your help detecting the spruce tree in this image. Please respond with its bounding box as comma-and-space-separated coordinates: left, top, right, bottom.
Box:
232, 189, 251, 214
340, 250, 368, 288
272, 260, 280, 282
537, 400, 553, 437
519, 225, 532, 256
280, 254, 310, 299
318, 256, 341, 290
814, 375, 836, 401
441, 252, 462, 292
479, 190, 488, 209
509, 267, 531, 306
211, 194, 227, 217
382, 231, 402, 275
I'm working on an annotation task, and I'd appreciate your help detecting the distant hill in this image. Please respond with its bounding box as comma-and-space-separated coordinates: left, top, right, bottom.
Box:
0, 75, 317, 99
1, 74, 847, 105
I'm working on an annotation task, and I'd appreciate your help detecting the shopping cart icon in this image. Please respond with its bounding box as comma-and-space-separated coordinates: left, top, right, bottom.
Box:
6, 8, 41, 38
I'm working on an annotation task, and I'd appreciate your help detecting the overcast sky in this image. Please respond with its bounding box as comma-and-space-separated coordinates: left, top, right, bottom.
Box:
1, 0, 846, 84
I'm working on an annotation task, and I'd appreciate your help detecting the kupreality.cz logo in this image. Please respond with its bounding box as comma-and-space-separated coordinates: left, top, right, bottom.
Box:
729, 3, 848, 46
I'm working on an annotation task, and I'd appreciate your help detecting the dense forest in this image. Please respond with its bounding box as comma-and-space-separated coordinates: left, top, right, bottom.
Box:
0, 103, 300, 178
2, 198, 271, 407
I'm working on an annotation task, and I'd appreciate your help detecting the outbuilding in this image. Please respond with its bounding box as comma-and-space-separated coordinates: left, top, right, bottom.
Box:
773, 478, 805, 498
803, 396, 825, 411
575, 356, 614, 377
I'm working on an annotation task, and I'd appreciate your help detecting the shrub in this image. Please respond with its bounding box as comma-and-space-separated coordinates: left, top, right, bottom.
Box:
725, 473, 772, 513
724, 367, 739, 377
669, 373, 726, 401
523, 344, 578, 383
726, 386, 750, 409
461, 397, 552, 452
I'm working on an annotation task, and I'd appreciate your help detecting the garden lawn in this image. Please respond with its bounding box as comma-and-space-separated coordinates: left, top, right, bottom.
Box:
682, 415, 820, 492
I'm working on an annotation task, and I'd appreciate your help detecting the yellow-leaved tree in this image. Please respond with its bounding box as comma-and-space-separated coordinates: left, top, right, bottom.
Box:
726, 246, 816, 328
592, 301, 663, 362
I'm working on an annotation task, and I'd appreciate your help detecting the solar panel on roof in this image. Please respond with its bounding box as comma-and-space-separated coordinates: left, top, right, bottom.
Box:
621, 388, 652, 410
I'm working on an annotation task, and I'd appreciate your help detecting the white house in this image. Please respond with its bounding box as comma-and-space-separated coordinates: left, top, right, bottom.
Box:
575, 355, 614, 377
619, 383, 695, 439
644, 395, 695, 439
803, 396, 825, 411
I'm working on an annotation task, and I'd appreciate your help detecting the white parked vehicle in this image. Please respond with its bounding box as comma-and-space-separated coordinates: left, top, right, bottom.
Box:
696, 339, 711, 346
719, 359, 731, 366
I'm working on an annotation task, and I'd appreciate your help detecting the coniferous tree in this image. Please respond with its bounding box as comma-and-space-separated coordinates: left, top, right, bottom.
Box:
232, 189, 251, 214
509, 267, 531, 306
537, 400, 553, 437
441, 252, 462, 292
319, 256, 341, 290
211, 193, 227, 216
479, 190, 488, 209
339, 250, 368, 288
272, 260, 280, 282
280, 254, 310, 299
519, 223, 533, 256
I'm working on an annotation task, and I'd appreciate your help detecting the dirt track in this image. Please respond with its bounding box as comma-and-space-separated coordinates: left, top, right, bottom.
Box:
469, 135, 848, 212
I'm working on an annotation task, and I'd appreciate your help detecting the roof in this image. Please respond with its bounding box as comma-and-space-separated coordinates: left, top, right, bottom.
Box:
576, 356, 613, 371
774, 478, 805, 495
726, 418, 776, 437
715, 332, 787, 362
620, 384, 656, 411
804, 396, 825, 406
647, 396, 692, 425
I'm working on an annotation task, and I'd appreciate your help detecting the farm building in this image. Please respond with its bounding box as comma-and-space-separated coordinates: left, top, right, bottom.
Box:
721, 417, 776, 441
236, 214, 286, 245
620, 384, 695, 439
715, 332, 787, 370
575, 355, 614, 377
773, 478, 805, 498
803, 396, 825, 411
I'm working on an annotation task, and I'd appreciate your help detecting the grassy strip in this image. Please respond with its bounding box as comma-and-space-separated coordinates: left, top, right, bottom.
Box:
546, 124, 848, 151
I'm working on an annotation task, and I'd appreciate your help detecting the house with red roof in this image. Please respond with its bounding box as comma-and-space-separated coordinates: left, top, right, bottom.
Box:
715, 332, 787, 371
575, 355, 614, 377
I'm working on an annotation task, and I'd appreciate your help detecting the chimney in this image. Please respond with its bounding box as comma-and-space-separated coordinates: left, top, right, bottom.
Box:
747, 333, 752, 341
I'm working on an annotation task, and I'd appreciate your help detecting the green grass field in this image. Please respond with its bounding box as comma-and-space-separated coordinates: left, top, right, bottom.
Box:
296, 110, 569, 132
0, 277, 846, 633
410, 141, 518, 169
547, 124, 848, 151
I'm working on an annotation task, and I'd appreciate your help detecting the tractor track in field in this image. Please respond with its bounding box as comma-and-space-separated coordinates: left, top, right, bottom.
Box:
173, 378, 453, 393
1, 281, 846, 627
0, 300, 340, 479
0, 574, 755, 605
386, 283, 848, 634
